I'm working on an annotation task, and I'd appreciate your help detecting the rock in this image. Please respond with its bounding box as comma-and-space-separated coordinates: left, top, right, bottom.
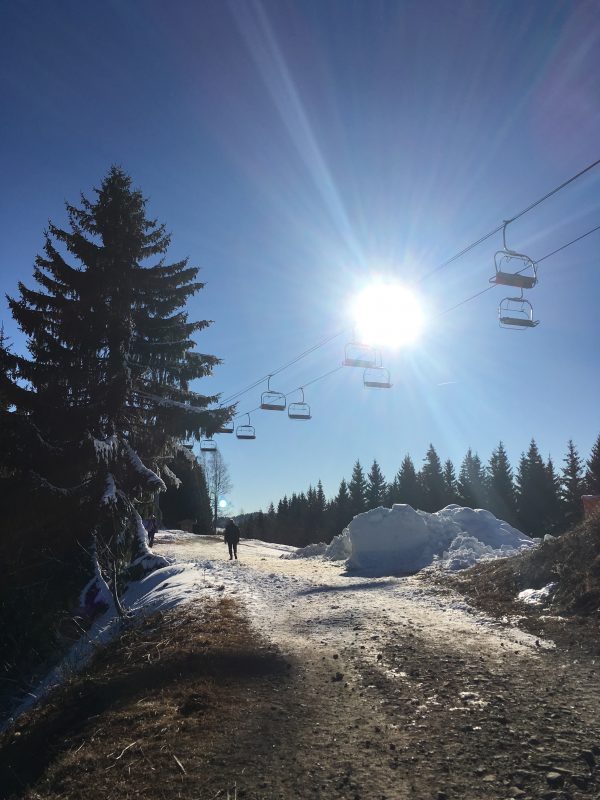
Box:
546, 772, 564, 787
580, 749, 595, 770
508, 789, 526, 798
482, 774, 497, 782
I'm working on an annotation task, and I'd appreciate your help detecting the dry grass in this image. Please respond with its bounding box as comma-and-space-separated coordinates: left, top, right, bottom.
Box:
0, 598, 290, 799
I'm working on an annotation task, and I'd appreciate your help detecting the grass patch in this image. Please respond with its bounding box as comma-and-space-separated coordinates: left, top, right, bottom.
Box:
0, 598, 290, 799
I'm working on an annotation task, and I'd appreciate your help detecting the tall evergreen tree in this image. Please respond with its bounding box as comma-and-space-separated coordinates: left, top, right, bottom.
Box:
420, 444, 446, 512
516, 439, 557, 537
442, 459, 458, 506
331, 477, 352, 533
487, 441, 516, 523
457, 448, 487, 509
545, 455, 563, 532
395, 455, 422, 508
366, 459, 387, 509
348, 460, 367, 516
585, 434, 600, 494
561, 440, 584, 527
5, 168, 231, 608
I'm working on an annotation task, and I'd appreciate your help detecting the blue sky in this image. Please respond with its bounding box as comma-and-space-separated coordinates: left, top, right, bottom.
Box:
1, 0, 599, 514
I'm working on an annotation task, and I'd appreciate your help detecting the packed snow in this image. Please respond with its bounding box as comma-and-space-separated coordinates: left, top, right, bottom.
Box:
288, 504, 534, 574
3, 509, 545, 730
518, 582, 558, 606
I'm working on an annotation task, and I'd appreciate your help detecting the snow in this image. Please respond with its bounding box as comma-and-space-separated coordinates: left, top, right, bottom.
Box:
311, 504, 535, 575
3, 517, 545, 731
518, 583, 558, 606
100, 473, 117, 506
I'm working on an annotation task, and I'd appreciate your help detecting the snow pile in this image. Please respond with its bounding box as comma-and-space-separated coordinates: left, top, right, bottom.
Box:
518, 582, 557, 606
317, 504, 534, 574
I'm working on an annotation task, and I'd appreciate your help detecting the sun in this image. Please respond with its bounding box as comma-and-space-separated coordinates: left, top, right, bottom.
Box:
351, 281, 425, 348
219, 499, 228, 509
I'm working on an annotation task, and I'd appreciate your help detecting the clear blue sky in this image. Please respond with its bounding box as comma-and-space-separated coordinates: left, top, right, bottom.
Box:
1, 0, 599, 514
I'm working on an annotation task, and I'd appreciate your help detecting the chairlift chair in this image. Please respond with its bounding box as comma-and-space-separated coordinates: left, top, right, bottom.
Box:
498, 295, 539, 329
217, 421, 234, 434
260, 375, 286, 411
490, 221, 538, 289
288, 387, 312, 420
363, 366, 392, 389
343, 341, 378, 368
200, 437, 217, 452
236, 413, 256, 440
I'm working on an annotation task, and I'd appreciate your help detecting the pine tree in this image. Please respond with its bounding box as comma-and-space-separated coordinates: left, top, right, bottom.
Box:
585, 434, 600, 494
545, 456, 563, 532
395, 455, 422, 508
5, 168, 231, 609
487, 442, 516, 523
330, 477, 352, 534
561, 440, 584, 527
348, 460, 367, 516
366, 459, 387, 509
420, 444, 446, 512
442, 459, 458, 506
516, 439, 558, 537
457, 448, 487, 509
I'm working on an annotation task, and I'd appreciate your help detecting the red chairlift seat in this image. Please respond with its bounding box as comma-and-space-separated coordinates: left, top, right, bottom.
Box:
363, 367, 392, 388
260, 375, 286, 411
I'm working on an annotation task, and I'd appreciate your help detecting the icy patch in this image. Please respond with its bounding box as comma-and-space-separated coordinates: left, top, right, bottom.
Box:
518, 582, 557, 606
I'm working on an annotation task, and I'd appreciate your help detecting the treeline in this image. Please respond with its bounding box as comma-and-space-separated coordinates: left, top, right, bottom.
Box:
240, 437, 600, 547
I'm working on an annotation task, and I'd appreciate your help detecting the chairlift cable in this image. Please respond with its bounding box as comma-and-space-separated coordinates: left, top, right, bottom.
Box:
419, 157, 600, 283
218, 163, 600, 410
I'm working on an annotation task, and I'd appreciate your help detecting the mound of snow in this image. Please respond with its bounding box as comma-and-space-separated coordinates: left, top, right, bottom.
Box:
312, 504, 534, 575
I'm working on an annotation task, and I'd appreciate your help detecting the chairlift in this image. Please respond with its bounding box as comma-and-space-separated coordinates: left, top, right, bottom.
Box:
490, 221, 538, 289
216, 420, 234, 434
200, 437, 217, 452
182, 441, 194, 451
236, 413, 256, 440
288, 387, 312, 420
260, 375, 286, 411
363, 366, 392, 389
343, 341, 378, 368
498, 295, 539, 329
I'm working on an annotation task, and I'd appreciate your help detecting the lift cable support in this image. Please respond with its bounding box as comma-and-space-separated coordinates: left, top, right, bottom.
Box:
287, 387, 312, 420
490, 221, 538, 289
236, 413, 256, 440
260, 375, 287, 411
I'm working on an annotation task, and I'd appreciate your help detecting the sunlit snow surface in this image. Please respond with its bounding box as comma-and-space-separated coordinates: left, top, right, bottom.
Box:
4, 513, 545, 729
289, 504, 535, 574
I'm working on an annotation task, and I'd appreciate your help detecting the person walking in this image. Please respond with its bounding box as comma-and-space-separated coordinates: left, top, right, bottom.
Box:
145, 514, 159, 547
224, 518, 240, 560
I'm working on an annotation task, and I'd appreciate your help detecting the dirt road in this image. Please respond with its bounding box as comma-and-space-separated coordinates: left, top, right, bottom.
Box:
152, 534, 600, 800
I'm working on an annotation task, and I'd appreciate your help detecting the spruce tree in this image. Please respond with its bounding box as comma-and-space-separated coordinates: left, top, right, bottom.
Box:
348, 460, 367, 516
585, 434, 600, 494
5, 167, 231, 609
487, 442, 516, 524
420, 444, 446, 512
331, 477, 352, 533
366, 459, 387, 509
516, 439, 557, 537
561, 440, 584, 527
395, 455, 422, 508
457, 448, 487, 509
442, 459, 458, 506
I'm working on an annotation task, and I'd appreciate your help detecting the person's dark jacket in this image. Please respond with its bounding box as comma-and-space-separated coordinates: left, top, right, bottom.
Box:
224, 521, 240, 544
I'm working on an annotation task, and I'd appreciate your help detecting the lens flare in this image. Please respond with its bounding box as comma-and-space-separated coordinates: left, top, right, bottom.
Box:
351, 282, 425, 348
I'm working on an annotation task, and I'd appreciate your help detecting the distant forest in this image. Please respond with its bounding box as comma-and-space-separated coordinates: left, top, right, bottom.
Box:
240, 437, 600, 547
